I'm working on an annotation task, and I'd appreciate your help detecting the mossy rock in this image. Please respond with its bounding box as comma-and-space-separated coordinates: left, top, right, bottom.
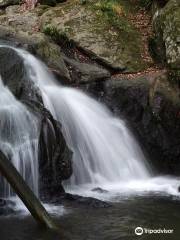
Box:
40, 0, 149, 72
152, 0, 180, 78
0, 25, 70, 81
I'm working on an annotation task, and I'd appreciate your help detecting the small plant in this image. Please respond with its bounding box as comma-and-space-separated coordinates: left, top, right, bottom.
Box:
43, 25, 60, 40
92, 0, 134, 33
43, 25, 68, 42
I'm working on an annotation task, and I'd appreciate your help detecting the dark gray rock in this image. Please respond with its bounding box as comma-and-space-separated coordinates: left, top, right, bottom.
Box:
39, 109, 72, 199
48, 193, 111, 208
0, 25, 71, 82
0, 46, 41, 103
91, 187, 108, 194
103, 74, 180, 175
63, 55, 110, 84
64, 193, 111, 208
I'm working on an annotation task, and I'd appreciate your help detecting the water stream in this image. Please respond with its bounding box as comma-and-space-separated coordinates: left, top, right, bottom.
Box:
0, 75, 39, 197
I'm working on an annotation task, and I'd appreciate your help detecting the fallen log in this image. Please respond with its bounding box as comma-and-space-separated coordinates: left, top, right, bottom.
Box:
0, 150, 58, 230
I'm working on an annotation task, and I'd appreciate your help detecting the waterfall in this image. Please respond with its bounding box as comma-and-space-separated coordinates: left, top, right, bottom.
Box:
1, 46, 180, 201
15, 48, 151, 191
0, 75, 39, 197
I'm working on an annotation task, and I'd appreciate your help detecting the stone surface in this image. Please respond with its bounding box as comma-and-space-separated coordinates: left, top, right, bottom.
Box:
39, 110, 72, 199
47, 193, 111, 208
0, 46, 40, 101
40, 0, 147, 72
63, 55, 110, 83
0, 3, 71, 81
103, 72, 180, 175
91, 187, 108, 194
1, 5, 39, 32
151, 0, 180, 83
0, 25, 71, 81
0, 0, 19, 8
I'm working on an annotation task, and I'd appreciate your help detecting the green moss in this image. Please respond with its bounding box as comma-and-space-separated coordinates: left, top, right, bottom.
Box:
40, 0, 151, 72
152, 0, 180, 73
43, 24, 69, 43
87, 0, 147, 71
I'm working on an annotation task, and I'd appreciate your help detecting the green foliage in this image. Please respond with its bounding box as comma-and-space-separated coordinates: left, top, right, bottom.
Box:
43, 25, 69, 43
92, 0, 136, 33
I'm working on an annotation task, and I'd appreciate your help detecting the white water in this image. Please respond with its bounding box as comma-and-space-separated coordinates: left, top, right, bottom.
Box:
6, 196, 67, 217
0, 46, 180, 204
17, 49, 151, 185
15, 48, 180, 199
0, 76, 39, 197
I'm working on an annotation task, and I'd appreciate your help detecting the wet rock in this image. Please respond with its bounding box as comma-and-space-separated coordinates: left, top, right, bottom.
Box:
64, 193, 110, 208
39, 109, 72, 199
40, 0, 146, 72
0, 4, 71, 82
0, 46, 41, 102
49, 193, 111, 208
91, 187, 108, 194
0, 47, 72, 199
103, 72, 180, 175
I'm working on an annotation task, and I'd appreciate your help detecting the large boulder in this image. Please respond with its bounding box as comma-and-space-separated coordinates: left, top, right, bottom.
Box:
0, 4, 71, 81
0, 27, 71, 81
63, 55, 110, 84
40, 0, 148, 72
0, 46, 40, 101
151, 0, 180, 84
39, 110, 72, 198
0, 47, 72, 199
103, 72, 180, 175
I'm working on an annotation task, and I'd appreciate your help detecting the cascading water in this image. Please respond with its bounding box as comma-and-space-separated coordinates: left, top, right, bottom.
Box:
43, 88, 151, 186
15, 48, 151, 192
1, 45, 179, 202
0, 75, 39, 198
